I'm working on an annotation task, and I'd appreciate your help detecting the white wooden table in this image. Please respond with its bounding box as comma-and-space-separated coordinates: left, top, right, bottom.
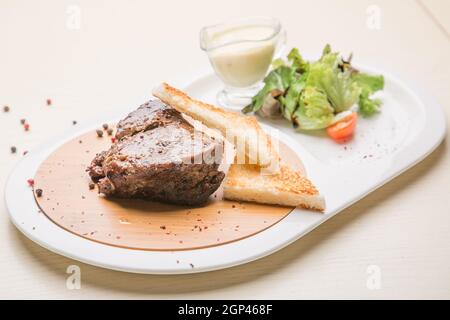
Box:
1, 0, 449, 299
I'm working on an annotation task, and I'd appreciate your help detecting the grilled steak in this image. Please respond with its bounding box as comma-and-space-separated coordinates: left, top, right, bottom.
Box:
88, 100, 225, 205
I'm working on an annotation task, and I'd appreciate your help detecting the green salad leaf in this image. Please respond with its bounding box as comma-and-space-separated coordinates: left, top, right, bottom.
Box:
353, 73, 384, 93
293, 86, 335, 130
352, 73, 385, 117
306, 51, 361, 113
287, 47, 308, 73
242, 66, 296, 114
279, 74, 305, 120
242, 44, 385, 130
358, 93, 382, 117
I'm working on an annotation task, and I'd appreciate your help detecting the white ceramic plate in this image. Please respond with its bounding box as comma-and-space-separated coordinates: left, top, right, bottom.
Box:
5, 67, 446, 274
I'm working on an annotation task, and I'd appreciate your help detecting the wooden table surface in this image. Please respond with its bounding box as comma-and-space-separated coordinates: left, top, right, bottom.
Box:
1, 0, 449, 299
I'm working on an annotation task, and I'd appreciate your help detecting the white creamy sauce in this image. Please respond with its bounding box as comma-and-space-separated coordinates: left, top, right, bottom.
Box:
206, 25, 276, 87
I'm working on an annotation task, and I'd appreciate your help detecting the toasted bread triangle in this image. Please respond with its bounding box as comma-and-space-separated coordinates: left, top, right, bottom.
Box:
223, 163, 325, 211
152, 83, 325, 211
153, 82, 279, 170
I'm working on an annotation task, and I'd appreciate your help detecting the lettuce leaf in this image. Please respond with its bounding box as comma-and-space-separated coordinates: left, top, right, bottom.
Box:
359, 93, 382, 117
306, 49, 361, 113
287, 48, 309, 73
292, 86, 334, 130
352, 73, 384, 117
242, 66, 296, 114
279, 73, 306, 121
353, 73, 384, 94
243, 44, 385, 126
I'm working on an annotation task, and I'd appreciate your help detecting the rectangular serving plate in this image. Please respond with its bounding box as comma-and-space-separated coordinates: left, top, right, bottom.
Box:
5, 66, 446, 274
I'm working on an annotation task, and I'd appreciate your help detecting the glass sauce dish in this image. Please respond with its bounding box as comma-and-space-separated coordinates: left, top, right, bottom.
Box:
200, 17, 286, 109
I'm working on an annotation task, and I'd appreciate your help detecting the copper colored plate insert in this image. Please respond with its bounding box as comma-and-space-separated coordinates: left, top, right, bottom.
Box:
34, 128, 303, 251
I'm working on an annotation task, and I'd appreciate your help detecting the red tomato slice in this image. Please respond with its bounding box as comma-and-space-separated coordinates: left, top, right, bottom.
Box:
327, 112, 357, 142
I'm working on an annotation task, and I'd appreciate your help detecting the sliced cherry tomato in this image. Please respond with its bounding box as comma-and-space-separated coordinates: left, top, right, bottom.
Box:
327, 112, 357, 142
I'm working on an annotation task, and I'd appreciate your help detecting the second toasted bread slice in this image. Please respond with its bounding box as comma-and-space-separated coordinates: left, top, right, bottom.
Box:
223, 163, 325, 211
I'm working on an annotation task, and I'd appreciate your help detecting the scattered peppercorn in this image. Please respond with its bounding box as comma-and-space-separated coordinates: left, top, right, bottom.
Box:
96, 129, 103, 137
72, 120, 77, 125
10, 146, 17, 153
160, 225, 166, 230
20, 119, 26, 125
23, 150, 28, 155
89, 182, 95, 190
27, 179, 34, 187
3, 105, 10, 112
46, 99, 52, 106
102, 123, 109, 130
24, 123, 30, 131
107, 128, 113, 136
35, 189, 43, 197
